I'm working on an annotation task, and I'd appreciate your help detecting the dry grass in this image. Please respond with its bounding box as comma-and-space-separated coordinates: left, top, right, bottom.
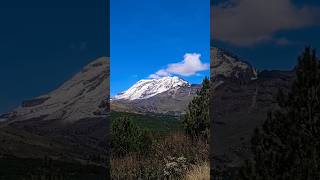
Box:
185, 162, 210, 180
110, 133, 209, 179
111, 154, 163, 179
152, 133, 208, 163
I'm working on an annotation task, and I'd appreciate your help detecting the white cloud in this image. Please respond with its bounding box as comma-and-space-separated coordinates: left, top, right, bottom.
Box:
149, 69, 170, 79
149, 53, 209, 79
275, 37, 292, 46
213, 0, 320, 46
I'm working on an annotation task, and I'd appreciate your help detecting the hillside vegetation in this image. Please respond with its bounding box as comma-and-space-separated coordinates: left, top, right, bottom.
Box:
110, 78, 210, 179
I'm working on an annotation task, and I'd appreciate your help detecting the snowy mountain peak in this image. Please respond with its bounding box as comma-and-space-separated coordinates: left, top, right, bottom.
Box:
211, 47, 257, 80
114, 76, 190, 101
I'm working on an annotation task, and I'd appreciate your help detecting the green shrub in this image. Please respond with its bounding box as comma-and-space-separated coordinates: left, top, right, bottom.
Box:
111, 116, 152, 156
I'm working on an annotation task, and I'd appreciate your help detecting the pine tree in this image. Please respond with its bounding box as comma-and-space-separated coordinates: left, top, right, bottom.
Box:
183, 77, 210, 141
111, 116, 152, 156
239, 47, 320, 180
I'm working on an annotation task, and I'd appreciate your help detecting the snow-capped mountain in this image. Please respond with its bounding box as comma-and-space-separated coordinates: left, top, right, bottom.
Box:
211, 47, 257, 81
111, 48, 259, 115
113, 76, 190, 101
111, 76, 199, 115
3, 57, 109, 123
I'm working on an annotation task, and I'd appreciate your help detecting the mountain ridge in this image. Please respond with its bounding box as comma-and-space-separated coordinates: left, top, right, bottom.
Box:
111, 47, 259, 115
0, 47, 296, 170
211, 47, 258, 82
0, 57, 110, 166
210, 47, 295, 170
2, 57, 109, 124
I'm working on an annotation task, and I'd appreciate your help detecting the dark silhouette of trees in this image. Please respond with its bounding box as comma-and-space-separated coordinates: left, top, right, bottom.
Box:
239, 47, 320, 180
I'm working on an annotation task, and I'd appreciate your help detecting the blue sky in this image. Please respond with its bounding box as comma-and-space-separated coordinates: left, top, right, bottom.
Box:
212, 0, 320, 70
0, 0, 107, 113
2, 0, 318, 113
110, 0, 210, 96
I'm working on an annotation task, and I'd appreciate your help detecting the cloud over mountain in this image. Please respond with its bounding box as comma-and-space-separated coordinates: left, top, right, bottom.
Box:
149, 53, 209, 79
213, 0, 320, 46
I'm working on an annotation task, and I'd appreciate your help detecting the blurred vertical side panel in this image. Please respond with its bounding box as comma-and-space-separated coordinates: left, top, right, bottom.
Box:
210, 0, 320, 179
0, 0, 110, 179
210, 1, 215, 179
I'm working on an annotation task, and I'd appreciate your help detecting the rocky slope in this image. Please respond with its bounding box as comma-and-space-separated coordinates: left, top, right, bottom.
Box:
111, 76, 200, 115
211, 47, 257, 82
0, 57, 110, 165
210, 47, 294, 170
3, 57, 109, 124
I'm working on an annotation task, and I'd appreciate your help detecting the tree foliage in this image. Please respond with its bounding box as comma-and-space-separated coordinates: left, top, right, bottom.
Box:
239, 47, 320, 180
183, 77, 210, 141
111, 116, 152, 156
